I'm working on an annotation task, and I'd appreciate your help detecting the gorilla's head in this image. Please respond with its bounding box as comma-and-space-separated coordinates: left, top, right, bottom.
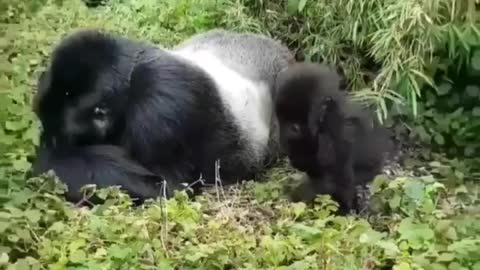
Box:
34, 30, 138, 147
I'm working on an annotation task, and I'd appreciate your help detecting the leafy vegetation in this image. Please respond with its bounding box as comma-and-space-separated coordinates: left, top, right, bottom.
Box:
239, 0, 480, 156
0, 0, 479, 269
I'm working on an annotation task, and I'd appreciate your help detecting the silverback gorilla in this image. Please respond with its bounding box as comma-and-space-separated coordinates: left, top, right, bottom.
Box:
274, 63, 393, 214
31, 29, 294, 204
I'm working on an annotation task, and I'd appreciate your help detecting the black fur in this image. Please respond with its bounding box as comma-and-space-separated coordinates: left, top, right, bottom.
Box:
32, 143, 163, 205
275, 63, 393, 214
32, 29, 292, 203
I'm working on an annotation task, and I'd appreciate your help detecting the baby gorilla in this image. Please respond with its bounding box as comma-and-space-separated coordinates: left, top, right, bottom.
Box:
275, 63, 393, 214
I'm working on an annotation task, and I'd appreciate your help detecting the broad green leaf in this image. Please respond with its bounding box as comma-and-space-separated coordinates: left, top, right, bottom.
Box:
298, 0, 308, 12
359, 229, 385, 244
12, 259, 30, 270
24, 210, 41, 224
69, 250, 87, 263
394, 262, 411, 270
436, 82, 452, 96
0, 222, 7, 234
430, 263, 448, 270
377, 240, 400, 257
12, 158, 31, 172
389, 194, 401, 209
434, 134, 445, 145
464, 146, 476, 157
49, 222, 65, 233
108, 245, 132, 259
445, 227, 458, 240
404, 181, 425, 201
0, 253, 8, 264
471, 50, 480, 71
437, 252, 455, 262
472, 107, 480, 116
287, 0, 299, 14
466, 85, 480, 97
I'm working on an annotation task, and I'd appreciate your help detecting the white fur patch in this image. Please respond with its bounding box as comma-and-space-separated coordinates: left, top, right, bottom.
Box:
171, 48, 272, 162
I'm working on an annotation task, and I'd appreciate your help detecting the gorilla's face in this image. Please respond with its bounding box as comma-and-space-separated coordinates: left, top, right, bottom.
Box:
274, 65, 339, 173
34, 65, 123, 147
275, 88, 319, 172
33, 32, 132, 148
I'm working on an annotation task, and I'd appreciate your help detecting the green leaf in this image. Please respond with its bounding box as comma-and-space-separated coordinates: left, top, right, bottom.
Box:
464, 146, 476, 157
465, 85, 480, 97
394, 262, 411, 270
359, 229, 385, 244
24, 210, 42, 224
404, 181, 425, 201
4, 120, 24, 131
0, 253, 9, 264
445, 227, 458, 240
291, 202, 306, 218
108, 245, 132, 259
436, 252, 455, 262
377, 240, 400, 257
69, 250, 87, 263
185, 251, 206, 262
298, 0, 308, 12
287, 0, 299, 14
429, 161, 442, 167
389, 194, 401, 209
12, 258, 30, 270
158, 260, 174, 270
398, 218, 435, 245
471, 50, 480, 71
49, 222, 65, 233
292, 223, 322, 238
436, 82, 451, 96
430, 263, 448, 270
12, 158, 31, 172
472, 107, 480, 117
434, 134, 445, 145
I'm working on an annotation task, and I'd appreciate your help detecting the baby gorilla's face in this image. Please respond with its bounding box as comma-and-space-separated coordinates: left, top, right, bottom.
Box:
278, 120, 318, 172
276, 95, 321, 172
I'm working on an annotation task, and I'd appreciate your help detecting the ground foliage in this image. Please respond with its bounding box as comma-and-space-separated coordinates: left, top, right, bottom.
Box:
0, 0, 479, 269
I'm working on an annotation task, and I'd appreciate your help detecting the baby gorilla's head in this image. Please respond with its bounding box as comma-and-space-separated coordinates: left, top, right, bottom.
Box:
274, 63, 345, 172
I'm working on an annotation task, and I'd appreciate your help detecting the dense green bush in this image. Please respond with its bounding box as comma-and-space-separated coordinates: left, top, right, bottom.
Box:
239, 0, 480, 156
1, 167, 478, 269
240, 0, 478, 113
0, 0, 479, 269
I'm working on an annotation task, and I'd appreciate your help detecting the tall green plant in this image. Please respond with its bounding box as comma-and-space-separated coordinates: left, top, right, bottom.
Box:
241, 0, 479, 122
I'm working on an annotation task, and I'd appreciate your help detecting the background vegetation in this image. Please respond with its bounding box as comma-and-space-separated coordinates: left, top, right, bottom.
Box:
0, 0, 478, 269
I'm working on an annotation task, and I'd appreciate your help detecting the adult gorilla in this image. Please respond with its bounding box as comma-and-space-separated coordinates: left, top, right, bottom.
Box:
31, 29, 294, 203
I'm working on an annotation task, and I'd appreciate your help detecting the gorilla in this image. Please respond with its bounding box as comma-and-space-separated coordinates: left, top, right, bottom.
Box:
31, 28, 294, 204
274, 63, 393, 214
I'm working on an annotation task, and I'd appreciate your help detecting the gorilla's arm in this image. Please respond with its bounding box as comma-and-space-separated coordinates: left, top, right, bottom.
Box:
31, 145, 163, 204
121, 55, 217, 188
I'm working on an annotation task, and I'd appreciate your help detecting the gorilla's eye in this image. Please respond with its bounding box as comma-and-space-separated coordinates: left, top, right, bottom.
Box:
289, 123, 301, 136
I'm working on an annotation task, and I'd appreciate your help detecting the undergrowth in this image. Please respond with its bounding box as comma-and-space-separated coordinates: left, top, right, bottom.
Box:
0, 0, 479, 269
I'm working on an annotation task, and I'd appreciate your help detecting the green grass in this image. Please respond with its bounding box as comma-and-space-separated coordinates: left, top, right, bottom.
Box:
0, 0, 479, 269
